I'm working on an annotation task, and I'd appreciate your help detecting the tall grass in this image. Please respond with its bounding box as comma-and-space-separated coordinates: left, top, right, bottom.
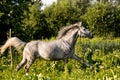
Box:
0, 38, 120, 80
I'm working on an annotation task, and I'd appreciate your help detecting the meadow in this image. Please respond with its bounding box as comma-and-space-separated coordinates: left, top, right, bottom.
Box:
0, 38, 120, 80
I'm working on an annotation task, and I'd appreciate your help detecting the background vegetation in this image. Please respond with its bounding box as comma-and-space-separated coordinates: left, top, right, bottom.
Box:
0, 0, 120, 42
0, 0, 120, 80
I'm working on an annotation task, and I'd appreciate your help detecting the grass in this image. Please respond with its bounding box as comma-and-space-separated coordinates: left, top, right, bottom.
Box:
0, 37, 120, 80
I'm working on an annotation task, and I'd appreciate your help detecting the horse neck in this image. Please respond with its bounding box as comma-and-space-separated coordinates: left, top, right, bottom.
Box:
62, 29, 79, 48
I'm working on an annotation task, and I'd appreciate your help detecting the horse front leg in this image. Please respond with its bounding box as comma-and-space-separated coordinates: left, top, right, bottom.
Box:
63, 58, 69, 74
71, 54, 93, 69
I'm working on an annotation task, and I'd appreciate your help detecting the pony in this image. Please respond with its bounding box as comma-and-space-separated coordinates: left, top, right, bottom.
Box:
1, 22, 93, 73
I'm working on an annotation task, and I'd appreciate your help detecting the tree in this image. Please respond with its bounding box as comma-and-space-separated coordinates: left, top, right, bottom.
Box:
0, 0, 43, 42
21, 0, 43, 40
0, 0, 33, 42
42, 0, 82, 37
81, 2, 120, 37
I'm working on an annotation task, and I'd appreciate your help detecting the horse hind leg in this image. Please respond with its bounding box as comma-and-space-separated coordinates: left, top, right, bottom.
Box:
24, 57, 35, 73
16, 58, 26, 72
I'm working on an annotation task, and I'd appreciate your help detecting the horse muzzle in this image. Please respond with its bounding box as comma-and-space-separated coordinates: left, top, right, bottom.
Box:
88, 33, 93, 39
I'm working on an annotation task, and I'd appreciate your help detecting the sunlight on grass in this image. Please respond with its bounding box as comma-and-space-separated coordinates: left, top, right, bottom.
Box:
0, 38, 120, 80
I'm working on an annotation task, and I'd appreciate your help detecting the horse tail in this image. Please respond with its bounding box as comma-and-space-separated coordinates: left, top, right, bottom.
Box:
1, 37, 26, 54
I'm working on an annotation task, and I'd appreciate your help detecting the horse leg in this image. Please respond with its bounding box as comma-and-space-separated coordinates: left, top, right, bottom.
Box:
16, 57, 26, 72
16, 49, 28, 72
63, 58, 69, 74
24, 57, 35, 73
71, 54, 93, 69
64, 58, 68, 64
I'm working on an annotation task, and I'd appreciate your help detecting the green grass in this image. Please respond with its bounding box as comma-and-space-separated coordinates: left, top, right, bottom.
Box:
0, 38, 120, 80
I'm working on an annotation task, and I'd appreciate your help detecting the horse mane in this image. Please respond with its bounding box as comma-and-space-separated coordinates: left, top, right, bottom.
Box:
56, 23, 79, 39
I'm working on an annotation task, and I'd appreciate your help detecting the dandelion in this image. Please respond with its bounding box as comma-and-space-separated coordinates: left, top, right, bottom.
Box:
25, 73, 29, 76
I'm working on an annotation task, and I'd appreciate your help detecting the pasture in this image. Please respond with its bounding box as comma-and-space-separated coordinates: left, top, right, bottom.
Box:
0, 38, 120, 80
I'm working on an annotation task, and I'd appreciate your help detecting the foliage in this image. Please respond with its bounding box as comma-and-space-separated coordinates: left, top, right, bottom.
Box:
1, 1, 120, 80
81, 2, 120, 37
1, 0, 120, 43
0, 0, 35, 42
115, 4, 120, 37
42, 0, 82, 37
21, 0, 42, 41
0, 38, 120, 80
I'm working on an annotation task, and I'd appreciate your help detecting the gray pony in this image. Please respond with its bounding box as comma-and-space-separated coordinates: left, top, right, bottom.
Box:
1, 22, 93, 73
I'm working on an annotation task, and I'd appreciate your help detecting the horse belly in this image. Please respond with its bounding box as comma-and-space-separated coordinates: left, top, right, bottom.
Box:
38, 48, 65, 60
38, 51, 51, 60
39, 51, 64, 60
38, 41, 66, 60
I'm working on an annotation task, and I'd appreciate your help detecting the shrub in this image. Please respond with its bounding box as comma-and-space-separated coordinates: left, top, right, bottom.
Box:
82, 2, 120, 37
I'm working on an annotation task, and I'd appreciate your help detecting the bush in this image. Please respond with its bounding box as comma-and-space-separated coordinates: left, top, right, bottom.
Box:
81, 2, 120, 37
42, 0, 82, 37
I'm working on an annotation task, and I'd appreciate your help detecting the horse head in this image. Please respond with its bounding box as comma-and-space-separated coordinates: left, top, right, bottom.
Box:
77, 22, 93, 39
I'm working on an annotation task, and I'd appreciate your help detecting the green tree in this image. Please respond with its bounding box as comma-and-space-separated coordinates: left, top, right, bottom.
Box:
0, 0, 43, 41
0, 0, 33, 42
81, 2, 120, 37
115, 4, 120, 37
21, 0, 43, 40
42, 0, 82, 37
